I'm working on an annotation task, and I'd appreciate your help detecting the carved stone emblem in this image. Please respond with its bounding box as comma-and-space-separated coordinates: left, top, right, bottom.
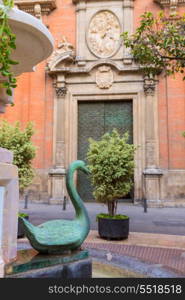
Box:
96, 65, 113, 89
87, 10, 121, 58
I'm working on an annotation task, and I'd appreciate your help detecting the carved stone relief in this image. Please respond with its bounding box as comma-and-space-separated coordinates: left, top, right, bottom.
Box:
87, 10, 121, 58
47, 36, 75, 71
143, 77, 156, 96
55, 87, 67, 98
96, 65, 113, 89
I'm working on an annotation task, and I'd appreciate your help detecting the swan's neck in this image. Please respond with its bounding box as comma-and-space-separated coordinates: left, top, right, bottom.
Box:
66, 166, 90, 226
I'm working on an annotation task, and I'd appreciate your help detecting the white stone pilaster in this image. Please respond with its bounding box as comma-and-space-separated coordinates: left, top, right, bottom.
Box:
76, 0, 86, 66
143, 77, 163, 206
123, 0, 134, 64
49, 76, 67, 204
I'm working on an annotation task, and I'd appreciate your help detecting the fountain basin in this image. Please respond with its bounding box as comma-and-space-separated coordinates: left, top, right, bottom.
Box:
5, 248, 92, 278
7, 7, 54, 75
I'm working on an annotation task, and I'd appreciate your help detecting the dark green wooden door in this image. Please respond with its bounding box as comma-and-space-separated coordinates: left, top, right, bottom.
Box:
77, 101, 133, 201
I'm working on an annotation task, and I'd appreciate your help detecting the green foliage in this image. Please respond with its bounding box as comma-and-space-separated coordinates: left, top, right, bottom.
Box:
96, 213, 129, 221
0, 0, 18, 96
18, 212, 28, 218
122, 11, 185, 78
87, 129, 136, 216
0, 120, 36, 193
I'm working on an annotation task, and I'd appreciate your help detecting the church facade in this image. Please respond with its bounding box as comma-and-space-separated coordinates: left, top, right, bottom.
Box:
2, 0, 185, 207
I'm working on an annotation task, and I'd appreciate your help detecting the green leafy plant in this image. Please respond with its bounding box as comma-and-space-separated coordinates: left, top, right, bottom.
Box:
96, 213, 129, 221
87, 129, 136, 217
122, 11, 185, 78
0, 0, 18, 96
18, 212, 28, 218
0, 120, 36, 194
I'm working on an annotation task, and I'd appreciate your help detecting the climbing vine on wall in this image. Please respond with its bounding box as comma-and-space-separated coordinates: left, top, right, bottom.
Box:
0, 0, 18, 96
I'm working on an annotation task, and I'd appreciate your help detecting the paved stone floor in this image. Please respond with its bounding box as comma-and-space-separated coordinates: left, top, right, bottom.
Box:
19, 202, 185, 235
84, 231, 185, 277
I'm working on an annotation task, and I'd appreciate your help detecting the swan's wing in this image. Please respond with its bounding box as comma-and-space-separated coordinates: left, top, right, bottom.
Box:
34, 219, 82, 246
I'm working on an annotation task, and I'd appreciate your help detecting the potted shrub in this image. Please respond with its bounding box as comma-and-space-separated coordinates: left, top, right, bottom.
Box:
87, 129, 136, 240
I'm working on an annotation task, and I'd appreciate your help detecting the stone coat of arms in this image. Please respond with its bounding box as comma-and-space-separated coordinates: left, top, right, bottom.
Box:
96, 65, 113, 89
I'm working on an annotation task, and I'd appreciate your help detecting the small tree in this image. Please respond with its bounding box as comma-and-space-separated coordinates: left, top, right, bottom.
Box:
87, 129, 136, 217
122, 11, 185, 78
0, 120, 36, 194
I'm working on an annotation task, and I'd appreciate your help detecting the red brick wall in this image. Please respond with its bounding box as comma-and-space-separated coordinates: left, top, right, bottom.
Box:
0, 0, 76, 170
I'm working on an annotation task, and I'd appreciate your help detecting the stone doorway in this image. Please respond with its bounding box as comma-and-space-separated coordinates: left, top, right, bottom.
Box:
77, 100, 133, 201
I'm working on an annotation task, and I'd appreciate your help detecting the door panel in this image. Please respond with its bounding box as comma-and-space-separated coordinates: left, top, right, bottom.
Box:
77, 101, 133, 201
104, 101, 133, 143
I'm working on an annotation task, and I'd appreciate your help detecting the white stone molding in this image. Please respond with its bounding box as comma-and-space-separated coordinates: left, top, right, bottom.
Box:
154, 0, 185, 13
154, 0, 184, 6
14, 0, 56, 18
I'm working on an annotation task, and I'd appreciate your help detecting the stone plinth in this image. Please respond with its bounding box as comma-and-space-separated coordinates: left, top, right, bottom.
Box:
0, 148, 13, 164
5, 248, 92, 278
48, 168, 66, 204
0, 159, 19, 277
143, 168, 164, 207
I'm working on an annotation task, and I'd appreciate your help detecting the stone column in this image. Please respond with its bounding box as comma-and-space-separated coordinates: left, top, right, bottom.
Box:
49, 76, 67, 204
76, 0, 86, 66
143, 76, 163, 207
123, 0, 134, 64
0, 148, 19, 277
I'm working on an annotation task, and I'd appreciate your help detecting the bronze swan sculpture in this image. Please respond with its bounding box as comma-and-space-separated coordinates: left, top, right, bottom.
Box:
20, 160, 90, 254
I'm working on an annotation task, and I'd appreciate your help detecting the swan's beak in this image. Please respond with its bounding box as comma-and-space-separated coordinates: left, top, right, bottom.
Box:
82, 165, 91, 175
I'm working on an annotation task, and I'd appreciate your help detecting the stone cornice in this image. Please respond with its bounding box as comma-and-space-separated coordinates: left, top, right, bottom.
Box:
14, 0, 56, 18
154, 0, 185, 7
72, 0, 135, 3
